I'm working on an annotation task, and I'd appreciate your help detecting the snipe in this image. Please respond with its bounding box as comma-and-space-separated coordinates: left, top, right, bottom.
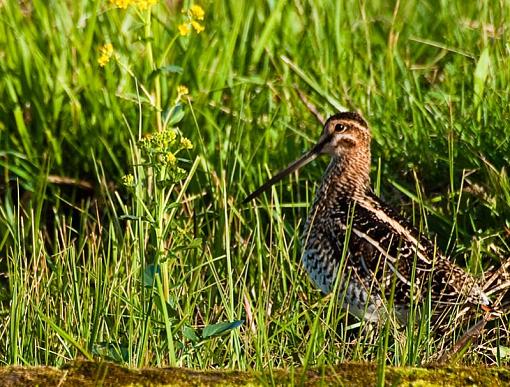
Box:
244, 112, 493, 323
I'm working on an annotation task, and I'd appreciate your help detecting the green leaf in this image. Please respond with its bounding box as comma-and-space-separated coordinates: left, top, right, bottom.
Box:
13, 106, 34, 160
118, 214, 142, 221
473, 47, 491, 104
143, 263, 160, 287
160, 65, 183, 74
182, 325, 199, 343
164, 104, 185, 127
201, 320, 243, 339
92, 342, 130, 363
148, 65, 183, 82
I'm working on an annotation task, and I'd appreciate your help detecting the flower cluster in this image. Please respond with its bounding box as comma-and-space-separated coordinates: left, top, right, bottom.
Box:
109, 0, 158, 10
140, 128, 177, 155
178, 5, 205, 36
180, 137, 193, 150
135, 128, 194, 184
98, 43, 114, 67
122, 174, 135, 187
176, 85, 189, 101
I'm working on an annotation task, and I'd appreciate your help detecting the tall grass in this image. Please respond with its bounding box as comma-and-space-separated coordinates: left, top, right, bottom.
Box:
1, 0, 509, 374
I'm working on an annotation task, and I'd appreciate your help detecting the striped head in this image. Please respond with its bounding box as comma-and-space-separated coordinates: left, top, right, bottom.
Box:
320, 112, 371, 158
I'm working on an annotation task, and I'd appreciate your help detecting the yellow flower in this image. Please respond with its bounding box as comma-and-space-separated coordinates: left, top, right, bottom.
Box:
122, 174, 135, 186
178, 23, 191, 36
180, 137, 193, 150
165, 152, 177, 166
110, 0, 132, 8
98, 43, 114, 67
136, 0, 157, 10
180, 5, 205, 36
177, 85, 189, 96
191, 20, 205, 33
190, 5, 205, 20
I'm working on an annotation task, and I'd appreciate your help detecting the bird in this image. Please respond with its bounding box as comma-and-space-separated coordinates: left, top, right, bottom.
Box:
244, 111, 494, 324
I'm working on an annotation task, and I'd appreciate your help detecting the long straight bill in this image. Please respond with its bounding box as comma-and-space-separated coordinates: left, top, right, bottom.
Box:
243, 137, 328, 203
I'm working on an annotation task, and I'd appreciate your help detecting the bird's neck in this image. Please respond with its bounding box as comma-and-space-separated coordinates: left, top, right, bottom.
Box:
317, 149, 371, 204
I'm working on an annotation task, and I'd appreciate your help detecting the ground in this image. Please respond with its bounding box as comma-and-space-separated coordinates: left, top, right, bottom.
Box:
1, 361, 510, 386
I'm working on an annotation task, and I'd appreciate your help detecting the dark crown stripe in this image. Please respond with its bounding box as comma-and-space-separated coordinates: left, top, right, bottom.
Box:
325, 111, 368, 128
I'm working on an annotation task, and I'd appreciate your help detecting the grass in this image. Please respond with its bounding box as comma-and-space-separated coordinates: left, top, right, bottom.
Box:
1, 0, 510, 377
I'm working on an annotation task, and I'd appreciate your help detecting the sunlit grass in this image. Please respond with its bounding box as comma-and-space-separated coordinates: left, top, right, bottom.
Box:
1, 0, 509, 378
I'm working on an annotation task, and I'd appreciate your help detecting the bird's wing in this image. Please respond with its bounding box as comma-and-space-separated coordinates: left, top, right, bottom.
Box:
329, 193, 489, 308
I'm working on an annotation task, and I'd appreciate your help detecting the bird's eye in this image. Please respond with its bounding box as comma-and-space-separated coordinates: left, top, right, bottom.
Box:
335, 124, 346, 133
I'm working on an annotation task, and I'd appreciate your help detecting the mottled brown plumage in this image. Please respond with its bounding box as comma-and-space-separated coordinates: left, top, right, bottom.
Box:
245, 112, 492, 323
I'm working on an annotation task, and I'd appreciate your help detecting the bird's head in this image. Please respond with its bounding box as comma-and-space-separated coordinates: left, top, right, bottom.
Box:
318, 112, 371, 158
243, 111, 370, 203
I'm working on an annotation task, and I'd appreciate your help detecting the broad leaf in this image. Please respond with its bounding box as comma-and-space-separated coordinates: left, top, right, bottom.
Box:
202, 320, 243, 339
